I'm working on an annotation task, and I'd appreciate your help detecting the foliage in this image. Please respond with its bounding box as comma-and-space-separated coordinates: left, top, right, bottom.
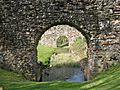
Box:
0, 64, 120, 90
71, 37, 86, 51
37, 44, 55, 65
70, 37, 87, 58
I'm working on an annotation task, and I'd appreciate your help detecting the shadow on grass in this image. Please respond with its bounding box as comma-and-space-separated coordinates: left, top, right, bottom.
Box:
7, 81, 87, 90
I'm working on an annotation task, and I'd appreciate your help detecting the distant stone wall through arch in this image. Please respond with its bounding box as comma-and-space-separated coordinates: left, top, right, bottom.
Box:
39, 25, 85, 47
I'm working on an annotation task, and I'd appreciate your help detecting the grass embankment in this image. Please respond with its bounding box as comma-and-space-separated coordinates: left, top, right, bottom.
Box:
50, 53, 81, 67
37, 44, 55, 65
0, 64, 120, 90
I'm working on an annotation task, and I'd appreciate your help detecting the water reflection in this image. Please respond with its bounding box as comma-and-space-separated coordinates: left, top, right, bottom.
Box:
42, 67, 85, 82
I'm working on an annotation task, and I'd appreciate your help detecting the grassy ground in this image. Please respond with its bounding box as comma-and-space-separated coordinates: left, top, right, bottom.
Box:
0, 64, 120, 90
37, 44, 55, 65
37, 45, 70, 65
50, 53, 80, 67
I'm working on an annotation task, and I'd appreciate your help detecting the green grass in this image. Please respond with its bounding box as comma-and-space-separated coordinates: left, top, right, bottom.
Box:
0, 64, 120, 90
55, 47, 69, 54
50, 53, 80, 67
37, 44, 55, 65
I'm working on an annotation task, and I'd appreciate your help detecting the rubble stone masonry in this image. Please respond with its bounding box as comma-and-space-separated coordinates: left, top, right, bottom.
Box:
0, 0, 120, 81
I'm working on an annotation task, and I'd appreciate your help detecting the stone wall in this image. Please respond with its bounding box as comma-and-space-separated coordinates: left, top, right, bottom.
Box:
0, 0, 120, 81
40, 25, 84, 47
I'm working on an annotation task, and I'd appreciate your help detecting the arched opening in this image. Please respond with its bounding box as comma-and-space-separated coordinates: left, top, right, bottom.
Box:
56, 36, 69, 48
36, 24, 89, 82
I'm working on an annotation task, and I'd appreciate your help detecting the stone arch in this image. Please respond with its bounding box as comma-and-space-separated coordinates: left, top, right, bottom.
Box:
35, 22, 91, 48
35, 22, 91, 81
35, 22, 91, 64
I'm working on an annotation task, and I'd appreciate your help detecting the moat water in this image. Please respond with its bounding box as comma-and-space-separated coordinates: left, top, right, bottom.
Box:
42, 67, 85, 82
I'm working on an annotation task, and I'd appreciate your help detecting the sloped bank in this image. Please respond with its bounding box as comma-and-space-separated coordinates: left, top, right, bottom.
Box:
0, 64, 120, 90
